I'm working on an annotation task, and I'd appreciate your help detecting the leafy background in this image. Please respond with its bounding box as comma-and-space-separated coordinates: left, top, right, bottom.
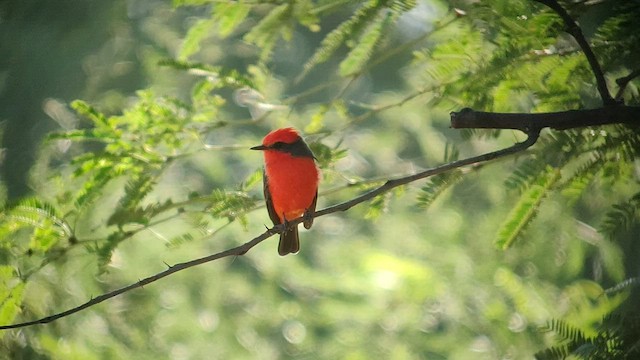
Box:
0, 0, 639, 359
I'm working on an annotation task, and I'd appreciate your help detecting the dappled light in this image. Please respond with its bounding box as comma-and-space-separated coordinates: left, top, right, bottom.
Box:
1, 0, 639, 359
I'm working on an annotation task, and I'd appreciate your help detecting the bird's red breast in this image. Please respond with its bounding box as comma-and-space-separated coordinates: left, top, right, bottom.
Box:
260, 128, 319, 221
264, 150, 319, 221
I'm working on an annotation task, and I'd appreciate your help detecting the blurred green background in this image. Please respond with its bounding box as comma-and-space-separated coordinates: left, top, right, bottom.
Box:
1, 0, 638, 359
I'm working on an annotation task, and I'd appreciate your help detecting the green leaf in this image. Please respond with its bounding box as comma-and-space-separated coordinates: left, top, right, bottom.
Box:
504, 158, 546, 193
213, 2, 251, 38
599, 192, 640, 240
240, 169, 263, 192
73, 160, 118, 208
417, 170, 463, 209
560, 153, 604, 205
339, 12, 391, 77
95, 231, 128, 271
495, 167, 561, 249
300, 0, 382, 78
243, 4, 291, 62
309, 141, 348, 169
418, 143, 463, 209
166, 232, 195, 248
207, 190, 257, 220
107, 172, 162, 226
0, 266, 25, 337
388, 0, 417, 13
71, 100, 108, 127
366, 192, 390, 219
1, 198, 71, 252
305, 104, 329, 134
178, 18, 216, 61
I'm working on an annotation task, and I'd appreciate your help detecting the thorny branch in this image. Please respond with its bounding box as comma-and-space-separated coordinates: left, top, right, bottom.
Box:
0, 130, 540, 331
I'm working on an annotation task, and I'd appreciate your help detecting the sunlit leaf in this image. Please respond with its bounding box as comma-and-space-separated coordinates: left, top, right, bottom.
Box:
339, 12, 391, 77
496, 167, 561, 249
0, 266, 24, 336
213, 2, 251, 38
178, 18, 216, 61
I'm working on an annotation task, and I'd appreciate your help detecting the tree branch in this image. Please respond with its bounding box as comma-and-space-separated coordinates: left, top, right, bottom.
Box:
615, 68, 640, 101
450, 106, 640, 133
0, 231, 273, 330
534, 0, 615, 106
0, 131, 540, 331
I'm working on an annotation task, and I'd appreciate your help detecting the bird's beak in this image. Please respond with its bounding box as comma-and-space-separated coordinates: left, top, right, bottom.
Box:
250, 145, 268, 151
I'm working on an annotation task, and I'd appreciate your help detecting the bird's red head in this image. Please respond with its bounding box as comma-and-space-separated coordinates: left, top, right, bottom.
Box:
250, 127, 314, 159
262, 127, 301, 146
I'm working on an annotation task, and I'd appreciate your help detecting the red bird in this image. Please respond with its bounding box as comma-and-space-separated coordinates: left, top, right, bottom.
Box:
251, 128, 319, 255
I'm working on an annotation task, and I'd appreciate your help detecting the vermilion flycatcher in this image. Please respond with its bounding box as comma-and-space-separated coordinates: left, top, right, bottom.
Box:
251, 128, 319, 255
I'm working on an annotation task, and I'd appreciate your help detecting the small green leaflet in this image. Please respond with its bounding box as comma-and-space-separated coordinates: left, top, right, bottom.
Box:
495, 167, 560, 250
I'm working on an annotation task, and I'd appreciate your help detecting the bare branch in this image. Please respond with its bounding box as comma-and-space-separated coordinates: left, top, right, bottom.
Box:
615, 68, 640, 101
0, 230, 274, 331
534, 0, 615, 106
0, 131, 540, 330
451, 106, 640, 133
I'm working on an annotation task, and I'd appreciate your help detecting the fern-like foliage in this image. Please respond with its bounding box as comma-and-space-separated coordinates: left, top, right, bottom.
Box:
497, 125, 640, 358
417, 170, 464, 209
243, 3, 293, 62
491, 124, 639, 252
338, 11, 392, 77
107, 173, 159, 227
593, 2, 640, 76
599, 192, 640, 241
0, 198, 72, 254
537, 319, 587, 360
417, 143, 463, 209
56, 95, 183, 218
496, 166, 560, 249
365, 191, 392, 219
536, 315, 640, 360
33, 76, 264, 270
504, 157, 548, 194
309, 141, 349, 170
174, 0, 418, 78
206, 189, 258, 229
315, 0, 422, 79
0, 266, 25, 331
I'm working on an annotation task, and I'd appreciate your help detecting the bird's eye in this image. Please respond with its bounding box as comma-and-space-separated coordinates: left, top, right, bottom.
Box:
272, 142, 286, 149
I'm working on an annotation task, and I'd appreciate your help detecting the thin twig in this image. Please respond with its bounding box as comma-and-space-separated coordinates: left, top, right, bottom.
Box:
315, 132, 539, 216
347, 78, 460, 126
534, 0, 615, 106
0, 131, 540, 331
0, 231, 271, 330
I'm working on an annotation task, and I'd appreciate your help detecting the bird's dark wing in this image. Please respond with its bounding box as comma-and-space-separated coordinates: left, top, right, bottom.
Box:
263, 171, 281, 226
303, 190, 318, 230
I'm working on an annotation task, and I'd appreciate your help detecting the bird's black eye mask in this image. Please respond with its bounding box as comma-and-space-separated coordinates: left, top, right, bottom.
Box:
269, 139, 315, 159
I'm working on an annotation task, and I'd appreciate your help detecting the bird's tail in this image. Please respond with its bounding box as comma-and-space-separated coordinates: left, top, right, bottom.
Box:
278, 226, 300, 256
